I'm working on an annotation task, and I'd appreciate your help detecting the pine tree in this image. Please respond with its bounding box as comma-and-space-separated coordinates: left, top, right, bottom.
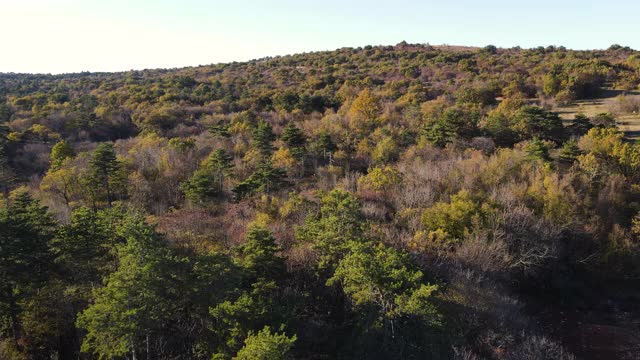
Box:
84, 143, 126, 207
281, 123, 306, 158
0, 190, 56, 348
423, 120, 455, 148
75, 214, 180, 359
181, 149, 234, 206
0, 124, 13, 195
233, 161, 288, 200
233, 327, 296, 360
525, 137, 550, 161
252, 120, 276, 156
559, 139, 582, 164
236, 225, 285, 281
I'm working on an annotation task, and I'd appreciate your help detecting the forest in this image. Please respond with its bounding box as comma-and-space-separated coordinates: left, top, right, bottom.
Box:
1, 42, 640, 359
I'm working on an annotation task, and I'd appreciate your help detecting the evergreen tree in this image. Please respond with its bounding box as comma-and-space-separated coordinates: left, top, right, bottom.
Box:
559, 139, 582, 164
232, 161, 288, 200
525, 137, 550, 161
423, 120, 455, 148
513, 106, 565, 143
236, 225, 285, 282
281, 123, 307, 158
252, 120, 276, 156
181, 149, 234, 206
233, 327, 296, 360
296, 189, 365, 270
0, 124, 12, 194
210, 226, 292, 357
0, 191, 56, 349
84, 143, 126, 207
76, 214, 181, 359
207, 149, 234, 187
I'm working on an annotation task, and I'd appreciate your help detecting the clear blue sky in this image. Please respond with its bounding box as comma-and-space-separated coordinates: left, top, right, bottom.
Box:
1, 0, 638, 74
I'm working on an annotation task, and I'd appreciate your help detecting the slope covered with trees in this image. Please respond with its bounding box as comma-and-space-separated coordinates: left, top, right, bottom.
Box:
1, 42, 640, 359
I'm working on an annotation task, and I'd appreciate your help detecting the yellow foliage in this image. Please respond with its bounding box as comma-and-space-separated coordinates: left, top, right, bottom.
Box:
358, 166, 402, 191
578, 127, 623, 156
577, 153, 602, 181
372, 136, 398, 164
271, 147, 297, 171
348, 88, 381, 132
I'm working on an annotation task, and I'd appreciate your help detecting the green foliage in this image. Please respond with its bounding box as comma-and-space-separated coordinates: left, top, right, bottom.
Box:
422, 190, 492, 242
328, 241, 440, 323
252, 120, 276, 156
0, 102, 13, 123
84, 143, 127, 206
424, 107, 480, 146
0, 191, 56, 350
236, 225, 285, 280
168, 137, 196, 152
3, 42, 640, 360
358, 166, 402, 191
233, 326, 296, 360
281, 122, 306, 158
181, 149, 234, 205
50, 140, 75, 170
512, 106, 565, 142
77, 213, 243, 359
297, 189, 365, 270
233, 161, 288, 200
525, 137, 551, 161
52, 206, 127, 282
559, 139, 581, 163
75, 215, 176, 358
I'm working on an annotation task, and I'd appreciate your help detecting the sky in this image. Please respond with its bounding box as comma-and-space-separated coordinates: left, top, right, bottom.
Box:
1, 0, 638, 74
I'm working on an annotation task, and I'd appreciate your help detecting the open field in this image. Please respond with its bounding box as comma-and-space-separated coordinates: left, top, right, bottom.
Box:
554, 89, 640, 140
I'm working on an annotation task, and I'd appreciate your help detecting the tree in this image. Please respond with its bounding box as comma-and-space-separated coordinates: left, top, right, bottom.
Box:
49, 140, 75, 170
232, 161, 288, 200
75, 214, 221, 359
0, 190, 56, 349
358, 166, 402, 192
0, 102, 12, 123
84, 143, 126, 207
512, 106, 565, 143
328, 241, 440, 324
281, 123, 307, 159
566, 113, 592, 137
559, 139, 581, 164
349, 89, 382, 135
349, 89, 381, 123
182, 169, 219, 206
297, 189, 365, 270
525, 137, 551, 161
421, 190, 491, 243
252, 120, 276, 156
40, 158, 81, 209
181, 149, 234, 205
0, 124, 13, 195
327, 241, 441, 358
233, 327, 296, 360
423, 120, 455, 148
52, 206, 127, 283
308, 132, 336, 165
592, 112, 616, 128
236, 225, 285, 281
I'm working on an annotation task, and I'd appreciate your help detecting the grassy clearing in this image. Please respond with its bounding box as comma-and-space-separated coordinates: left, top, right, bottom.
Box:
553, 89, 640, 140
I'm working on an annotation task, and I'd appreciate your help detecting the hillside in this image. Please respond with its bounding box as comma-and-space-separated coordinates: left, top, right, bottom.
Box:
1, 43, 640, 359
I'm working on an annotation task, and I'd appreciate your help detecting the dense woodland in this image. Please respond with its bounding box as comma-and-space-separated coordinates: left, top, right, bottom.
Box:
1, 42, 640, 359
